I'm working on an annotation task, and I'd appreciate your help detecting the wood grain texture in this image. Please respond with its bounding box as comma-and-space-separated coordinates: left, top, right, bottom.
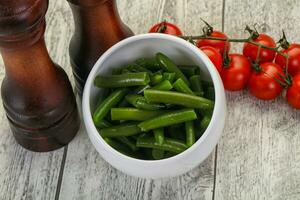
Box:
215, 0, 300, 199
58, 0, 223, 199
0, 0, 73, 198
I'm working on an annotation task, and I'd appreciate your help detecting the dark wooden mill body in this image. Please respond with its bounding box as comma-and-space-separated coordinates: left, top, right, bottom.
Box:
67, 0, 134, 94
0, 0, 80, 152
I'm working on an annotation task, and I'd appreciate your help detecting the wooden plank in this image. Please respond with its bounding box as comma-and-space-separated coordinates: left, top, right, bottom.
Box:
59, 0, 223, 199
0, 0, 74, 199
215, 0, 300, 199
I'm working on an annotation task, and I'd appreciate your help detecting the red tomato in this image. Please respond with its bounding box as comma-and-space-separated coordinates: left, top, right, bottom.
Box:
196, 31, 231, 55
275, 44, 300, 77
220, 54, 251, 91
248, 62, 284, 100
243, 34, 276, 63
149, 21, 183, 36
286, 74, 300, 109
200, 46, 223, 73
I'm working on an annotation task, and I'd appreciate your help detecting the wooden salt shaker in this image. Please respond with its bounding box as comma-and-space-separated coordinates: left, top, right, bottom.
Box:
67, 0, 134, 94
0, 0, 80, 152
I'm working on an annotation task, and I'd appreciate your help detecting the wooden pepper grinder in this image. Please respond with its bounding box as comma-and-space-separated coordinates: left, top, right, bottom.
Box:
67, 0, 134, 94
0, 0, 80, 152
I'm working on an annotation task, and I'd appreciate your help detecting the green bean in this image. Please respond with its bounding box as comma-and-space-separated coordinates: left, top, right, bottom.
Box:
152, 149, 165, 160
200, 116, 211, 132
178, 65, 200, 77
153, 128, 164, 145
104, 138, 140, 158
125, 94, 165, 110
93, 89, 128, 126
96, 119, 112, 129
100, 123, 142, 137
111, 108, 165, 121
185, 121, 196, 147
126, 64, 152, 74
150, 73, 163, 85
163, 72, 176, 83
152, 128, 165, 159
152, 80, 173, 91
94, 72, 150, 88
205, 86, 215, 100
189, 75, 204, 97
135, 57, 161, 70
115, 137, 139, 151
144, 89, 214, 110
156, 53, 190, 86
138, 109, 197, 131
133, 85, 151, 94
137, 136, 188, 154
173, 78, 195, 95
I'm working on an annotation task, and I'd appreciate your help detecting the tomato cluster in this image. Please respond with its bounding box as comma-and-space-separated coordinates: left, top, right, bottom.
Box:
149, 21, 300, 109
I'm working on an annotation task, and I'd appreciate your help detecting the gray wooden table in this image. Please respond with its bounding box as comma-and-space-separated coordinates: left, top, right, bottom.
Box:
1, 0, 300, 199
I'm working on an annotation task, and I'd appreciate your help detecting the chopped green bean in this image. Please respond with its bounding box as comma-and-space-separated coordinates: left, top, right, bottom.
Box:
152, 149, 165, 160
126, 64, 152, 74
153, 128, 164, 145
189, 75, 204, 97
94, 72, 150, 88
200, 116, 211, 132
156, 53, 190, 86
138, 109, 197, 131
115, 137, 139, 151
104, 138, 140, 158
144, 89, 214, 110
93, 89, 128, 126
100, 123, 142, 137
96, 119, 112, 129
162, 72, 176, 83
111, 108, 165, 121
125, 94, 165, 110
133, 85, 151, 94
152, 80, 173, 91
185, 121, 196, 147
137, 136, 188, 154
173, 78, 195, 95
135, 57, 161, 70
178, 65, 200, 77
150, 73, 163, 85
205, 86, 215, 100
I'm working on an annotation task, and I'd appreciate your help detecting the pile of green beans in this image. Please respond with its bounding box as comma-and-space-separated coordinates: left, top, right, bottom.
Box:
93, 52, 215, 160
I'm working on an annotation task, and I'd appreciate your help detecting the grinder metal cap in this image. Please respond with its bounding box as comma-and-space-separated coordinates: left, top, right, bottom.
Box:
0, 0, 48, 36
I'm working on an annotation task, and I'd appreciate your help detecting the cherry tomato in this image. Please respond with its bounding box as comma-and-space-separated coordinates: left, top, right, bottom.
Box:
286, 74, 300, 109
248, 62, 284, 100
275, 44, 300, 77
149, 21, 183, 36
220, 54, 251, 91
243, 34, 276, 63
196, 31, 231, 55
200, 46, 223, 74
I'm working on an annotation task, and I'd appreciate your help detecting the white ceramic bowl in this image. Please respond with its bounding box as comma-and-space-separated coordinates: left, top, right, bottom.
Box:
82, 33, 226, 179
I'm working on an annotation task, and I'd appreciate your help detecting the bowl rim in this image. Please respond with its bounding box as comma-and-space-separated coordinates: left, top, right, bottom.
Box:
82, 33, 224, 165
